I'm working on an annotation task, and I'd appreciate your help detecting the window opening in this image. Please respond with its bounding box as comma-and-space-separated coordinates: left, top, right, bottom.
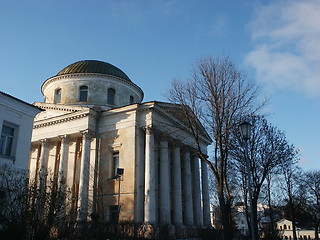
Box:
129, 95, 134, 104
107, 88, 115, 105
54, 88, 61, 103
109, 205, 118, 222
79, 86, 88, 102
0, 125, 15, 157
112, 152, 119, 178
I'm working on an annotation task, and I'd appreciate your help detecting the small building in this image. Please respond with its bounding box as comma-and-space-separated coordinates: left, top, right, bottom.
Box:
232, 202, 269, 236
28, 60, 212, 229
276, 219, 319, 239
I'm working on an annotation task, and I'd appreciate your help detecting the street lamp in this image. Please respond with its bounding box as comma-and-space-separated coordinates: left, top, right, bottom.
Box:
116, 168, 124, 222
239, 121, 252, 141
115, 168, 124, 240
239, 121, 256, 240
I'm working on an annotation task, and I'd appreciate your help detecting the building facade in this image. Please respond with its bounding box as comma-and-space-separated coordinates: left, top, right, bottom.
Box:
0, 91, 42, 226
277, 219, 319, 239
28, 60, 212, 228
0, 91, 42, 170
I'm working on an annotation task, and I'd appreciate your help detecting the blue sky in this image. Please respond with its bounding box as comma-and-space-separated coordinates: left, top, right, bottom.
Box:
1, 0, 319, 170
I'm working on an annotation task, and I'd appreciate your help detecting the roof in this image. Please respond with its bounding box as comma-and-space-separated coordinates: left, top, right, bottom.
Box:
0, 91, 43, 111
56, 60, 131, 81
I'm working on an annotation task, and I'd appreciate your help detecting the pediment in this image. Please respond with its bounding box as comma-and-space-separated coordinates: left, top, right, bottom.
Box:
33, 102, 90, 121
154, 101, 212, 143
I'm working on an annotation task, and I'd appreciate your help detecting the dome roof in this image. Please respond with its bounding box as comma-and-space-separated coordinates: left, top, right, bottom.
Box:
56, 60, 131, 81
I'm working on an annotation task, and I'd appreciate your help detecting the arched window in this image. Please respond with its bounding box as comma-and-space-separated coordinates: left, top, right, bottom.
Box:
79, 85, 88, 101
54, 88, 61, 103
129, 95, 134, 104
107, 88, 115, 105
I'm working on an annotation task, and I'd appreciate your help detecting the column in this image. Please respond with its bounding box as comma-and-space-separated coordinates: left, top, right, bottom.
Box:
160, 139, 171, 225
38, 139, 49, 218
135, 127, 145, 223
172, 145, 183, 226
182, 151, 194, 225
39, 139, 49, 182
58, 135, 69, 189
191, 154, 203, 226
144, 126, 156, 224
77, 130, 91, 221
201, 160, 211, 227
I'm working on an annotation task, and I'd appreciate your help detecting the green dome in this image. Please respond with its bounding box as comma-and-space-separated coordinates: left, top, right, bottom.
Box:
56, 60, 131, 81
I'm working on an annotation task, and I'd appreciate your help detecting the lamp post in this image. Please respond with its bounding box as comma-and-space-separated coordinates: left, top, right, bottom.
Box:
239, 121, 256, 240
115, 168, 124, 240
116, 168, 124, 222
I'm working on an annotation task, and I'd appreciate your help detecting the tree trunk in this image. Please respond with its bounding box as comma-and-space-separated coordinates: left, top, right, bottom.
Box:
315, 223, 319, 240
219, 194, 233, 239
251, 197, 259, 240
289, 198, 298, 240
266, 177, 275, 239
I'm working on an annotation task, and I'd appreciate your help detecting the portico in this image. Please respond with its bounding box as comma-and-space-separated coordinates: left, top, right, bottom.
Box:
140, 123, 211, 227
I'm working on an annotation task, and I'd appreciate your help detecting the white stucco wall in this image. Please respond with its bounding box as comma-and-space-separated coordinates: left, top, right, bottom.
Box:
0, 92, 41, 170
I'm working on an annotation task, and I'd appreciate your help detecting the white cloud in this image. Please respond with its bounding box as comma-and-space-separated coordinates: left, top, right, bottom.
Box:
245, 0, 320, 97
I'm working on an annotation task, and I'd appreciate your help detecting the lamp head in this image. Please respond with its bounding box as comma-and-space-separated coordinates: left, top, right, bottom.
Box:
239, 121, 252, 141
116, 168, 124, 176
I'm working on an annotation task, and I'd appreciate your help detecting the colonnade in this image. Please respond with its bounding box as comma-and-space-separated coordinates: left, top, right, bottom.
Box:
35, 125, 211, 227
141, 126, 211, 227
37, 130, 92, 222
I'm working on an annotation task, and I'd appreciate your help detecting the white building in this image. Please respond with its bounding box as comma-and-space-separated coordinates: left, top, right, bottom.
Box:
28, 60, 212, 228
277, 219, 319, 239
232, 202, 269, 236
0, 91, 42, 223
0, 91, 42, 170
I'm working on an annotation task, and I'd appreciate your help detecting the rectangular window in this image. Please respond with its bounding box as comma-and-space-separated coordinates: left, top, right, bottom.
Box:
55, 88, 61, 103
107, 88, 115, 105
109, 205, 118, 222
0, 122, 18, 157
112, 152, 119, 177
79, 86, 88, 102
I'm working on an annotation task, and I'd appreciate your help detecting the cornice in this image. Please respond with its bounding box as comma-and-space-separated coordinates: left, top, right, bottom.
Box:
41, 73, 144, 98
33, 111, 90, 129
33, 102, 87, 112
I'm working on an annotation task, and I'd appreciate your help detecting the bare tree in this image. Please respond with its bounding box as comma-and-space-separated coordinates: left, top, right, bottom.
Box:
301, 170, 320, 239
278, 157, 301, 240
0, 165, 75, 240
231, 115, 299, 239
168, 56, 267, 239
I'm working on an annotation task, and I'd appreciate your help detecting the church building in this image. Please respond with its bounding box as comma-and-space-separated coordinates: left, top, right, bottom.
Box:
28, 60, 212, 228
